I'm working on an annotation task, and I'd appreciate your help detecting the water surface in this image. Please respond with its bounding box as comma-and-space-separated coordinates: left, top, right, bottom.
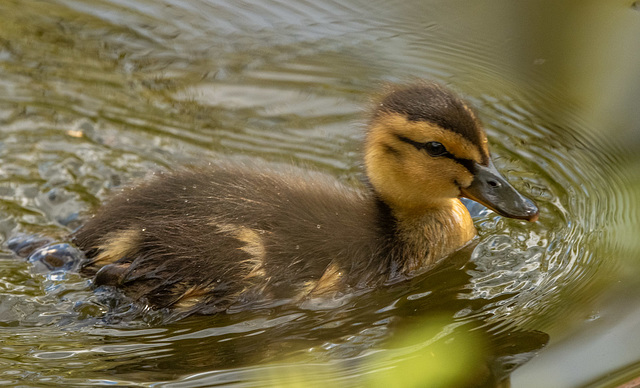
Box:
1, 0, 639, 387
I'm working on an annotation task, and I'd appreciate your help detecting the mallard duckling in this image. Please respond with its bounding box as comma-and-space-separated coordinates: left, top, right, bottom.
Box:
71, 82, 538, 314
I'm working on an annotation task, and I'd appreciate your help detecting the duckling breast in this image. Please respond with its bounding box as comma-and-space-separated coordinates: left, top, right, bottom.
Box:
391, 198, 476, 274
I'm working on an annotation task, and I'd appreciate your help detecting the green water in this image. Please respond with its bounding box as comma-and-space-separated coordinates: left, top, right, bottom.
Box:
0, 0, 639, 387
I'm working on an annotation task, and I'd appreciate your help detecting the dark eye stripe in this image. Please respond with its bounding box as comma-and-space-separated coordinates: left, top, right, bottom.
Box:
454, 158, 476, 173
396, 135, 476, 174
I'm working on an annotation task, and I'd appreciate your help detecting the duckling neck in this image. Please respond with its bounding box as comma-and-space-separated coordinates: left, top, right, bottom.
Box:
389, 198, 476, 275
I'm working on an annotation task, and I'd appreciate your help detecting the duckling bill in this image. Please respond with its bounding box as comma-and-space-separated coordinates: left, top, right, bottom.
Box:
71, 81, 538, 315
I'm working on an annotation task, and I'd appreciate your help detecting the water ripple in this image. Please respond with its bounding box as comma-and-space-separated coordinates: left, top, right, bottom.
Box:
0, 0, 635, 386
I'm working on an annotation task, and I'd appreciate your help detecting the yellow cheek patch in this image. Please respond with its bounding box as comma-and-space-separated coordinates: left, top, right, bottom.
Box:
455, 167, 474, 188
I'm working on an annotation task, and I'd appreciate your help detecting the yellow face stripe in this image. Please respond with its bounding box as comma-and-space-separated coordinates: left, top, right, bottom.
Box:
370, 113, 487, 164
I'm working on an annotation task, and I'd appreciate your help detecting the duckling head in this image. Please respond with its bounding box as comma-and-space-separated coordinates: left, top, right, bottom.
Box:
364, 82, 538, 221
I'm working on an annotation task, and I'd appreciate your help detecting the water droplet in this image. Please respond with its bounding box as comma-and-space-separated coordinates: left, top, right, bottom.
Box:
316, 224, 321, 229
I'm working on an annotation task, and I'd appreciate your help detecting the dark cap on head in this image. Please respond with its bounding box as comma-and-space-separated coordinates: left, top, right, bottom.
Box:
375, 82, 485, 157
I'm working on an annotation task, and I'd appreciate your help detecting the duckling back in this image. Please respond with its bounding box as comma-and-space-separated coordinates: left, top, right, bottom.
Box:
73, 164, 392, 313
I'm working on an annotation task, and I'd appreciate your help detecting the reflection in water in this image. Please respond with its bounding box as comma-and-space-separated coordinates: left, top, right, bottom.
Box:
5, 240, 550, 387
0, 0, 638, 387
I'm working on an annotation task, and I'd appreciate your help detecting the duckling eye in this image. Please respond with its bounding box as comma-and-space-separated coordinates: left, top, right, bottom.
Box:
396, 136, 450, 158
424, 142, 448, 157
